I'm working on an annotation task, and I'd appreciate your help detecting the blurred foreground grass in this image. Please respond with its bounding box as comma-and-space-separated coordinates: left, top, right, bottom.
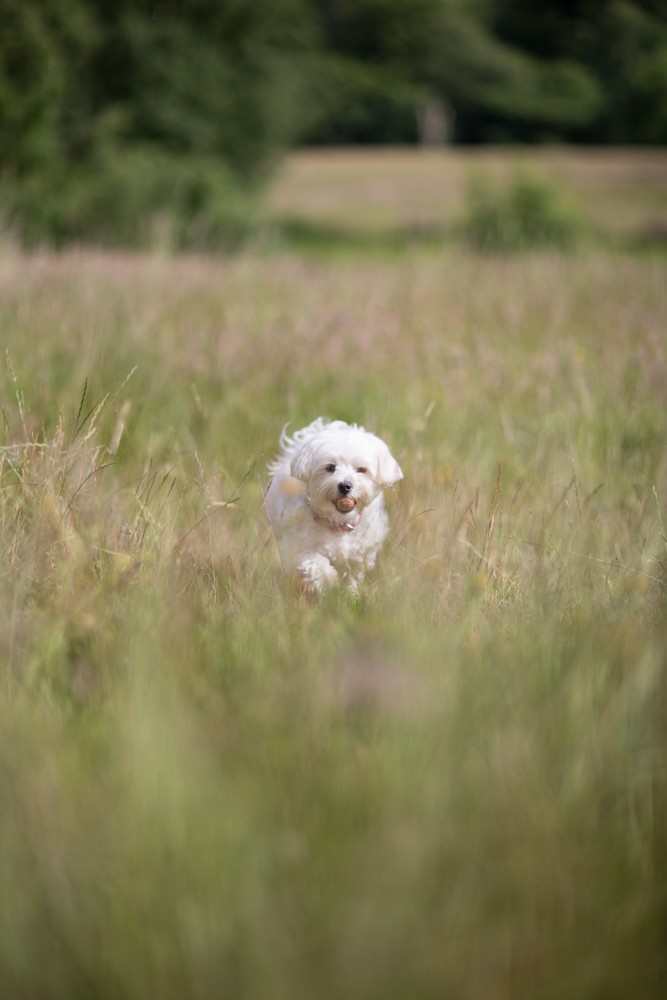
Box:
1, 218, 667, 995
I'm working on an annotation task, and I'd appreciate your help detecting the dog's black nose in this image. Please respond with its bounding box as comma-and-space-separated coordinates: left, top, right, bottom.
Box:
338, 480, 352, 495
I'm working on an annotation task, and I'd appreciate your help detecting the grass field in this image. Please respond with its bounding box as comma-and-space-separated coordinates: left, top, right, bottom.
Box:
269, 147, 667, 246
1, 149, 667, 998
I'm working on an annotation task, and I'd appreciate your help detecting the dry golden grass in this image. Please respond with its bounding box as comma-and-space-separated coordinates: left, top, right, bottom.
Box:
1, 151, 666, 998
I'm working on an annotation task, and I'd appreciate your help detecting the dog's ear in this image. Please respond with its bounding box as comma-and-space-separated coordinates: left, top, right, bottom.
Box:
376, 441, 403, 487
290, 442, 314, 482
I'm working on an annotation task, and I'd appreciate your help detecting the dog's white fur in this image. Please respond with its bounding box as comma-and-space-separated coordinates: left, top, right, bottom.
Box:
264, 418, 403, 594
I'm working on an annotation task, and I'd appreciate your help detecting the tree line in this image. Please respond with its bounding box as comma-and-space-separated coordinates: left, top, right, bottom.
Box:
2, 0, 666, 244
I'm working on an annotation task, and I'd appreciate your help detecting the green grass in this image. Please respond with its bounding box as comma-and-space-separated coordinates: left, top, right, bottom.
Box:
1, 235, 666, 998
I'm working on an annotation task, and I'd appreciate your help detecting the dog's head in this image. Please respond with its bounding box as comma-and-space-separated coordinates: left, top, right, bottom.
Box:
291, 422, 402, 526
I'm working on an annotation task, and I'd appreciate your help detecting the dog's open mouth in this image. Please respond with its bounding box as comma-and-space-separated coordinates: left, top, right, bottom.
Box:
334, 496, 357, 514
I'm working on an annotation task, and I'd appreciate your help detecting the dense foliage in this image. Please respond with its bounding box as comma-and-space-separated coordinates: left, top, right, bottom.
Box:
306, 0, 667, 143
0, 0, 313, 243
1, 0, 666, 243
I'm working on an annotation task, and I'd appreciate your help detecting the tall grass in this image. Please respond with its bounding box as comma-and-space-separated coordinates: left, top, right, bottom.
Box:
1, 245, 666, 998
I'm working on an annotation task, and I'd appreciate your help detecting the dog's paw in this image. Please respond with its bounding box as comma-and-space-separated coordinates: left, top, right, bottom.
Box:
298, 554, 338, 595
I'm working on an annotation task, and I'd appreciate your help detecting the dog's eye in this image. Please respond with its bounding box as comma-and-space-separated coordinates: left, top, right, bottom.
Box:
356, 467, 368, 475
325, 463, 336, 473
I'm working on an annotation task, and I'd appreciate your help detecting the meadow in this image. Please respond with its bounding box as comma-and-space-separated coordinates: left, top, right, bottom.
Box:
1, 149, 666, 998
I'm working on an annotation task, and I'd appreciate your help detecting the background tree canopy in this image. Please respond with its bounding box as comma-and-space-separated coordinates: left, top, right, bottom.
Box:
1, 0, 666, 244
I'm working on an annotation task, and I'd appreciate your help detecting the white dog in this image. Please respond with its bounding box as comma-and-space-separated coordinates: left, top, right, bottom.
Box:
264, 418, 403, 594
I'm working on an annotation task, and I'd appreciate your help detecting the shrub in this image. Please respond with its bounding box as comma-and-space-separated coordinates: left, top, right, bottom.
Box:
2, 148, 259, 250
462, 173, 584, 251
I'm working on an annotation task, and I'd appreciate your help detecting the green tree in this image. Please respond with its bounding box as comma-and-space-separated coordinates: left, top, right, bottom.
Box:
0, 0, 96, 174
2, 0, 666, 245
303, 0, 605, 143
0, 0, 316, 245
491, 0, 667, 142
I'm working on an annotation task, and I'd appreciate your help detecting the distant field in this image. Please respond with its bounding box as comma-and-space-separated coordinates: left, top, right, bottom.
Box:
269, 147, 667, 240
1, 149, 666, 998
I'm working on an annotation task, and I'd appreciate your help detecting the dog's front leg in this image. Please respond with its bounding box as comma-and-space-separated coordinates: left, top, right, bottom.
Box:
298, 554, 338, 595
342, 567, 364, 596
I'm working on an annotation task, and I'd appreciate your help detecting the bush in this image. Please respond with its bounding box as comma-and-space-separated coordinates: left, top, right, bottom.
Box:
462, 173, 584, 251
2, 148, 259, 250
